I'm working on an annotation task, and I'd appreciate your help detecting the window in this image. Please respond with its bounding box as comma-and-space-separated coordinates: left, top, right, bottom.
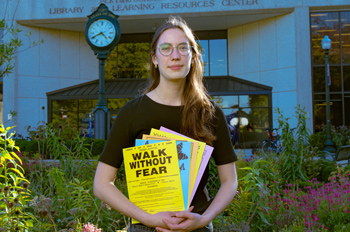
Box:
213, 94, 270, 148
198, 39, 228, 76
106, 42, 151, 79
311, 11, 350, 131
51, 98, 131, 137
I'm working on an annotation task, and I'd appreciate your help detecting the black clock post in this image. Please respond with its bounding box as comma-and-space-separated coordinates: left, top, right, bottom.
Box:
85, 4, 121, 139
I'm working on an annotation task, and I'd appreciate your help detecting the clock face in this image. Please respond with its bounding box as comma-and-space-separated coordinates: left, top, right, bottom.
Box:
88, 19, 116, 47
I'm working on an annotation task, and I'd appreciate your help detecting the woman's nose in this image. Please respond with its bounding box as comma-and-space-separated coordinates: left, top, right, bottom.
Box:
171, 47, 181, 60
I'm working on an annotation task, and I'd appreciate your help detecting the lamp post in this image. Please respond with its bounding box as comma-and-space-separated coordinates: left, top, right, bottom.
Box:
321, 36, 336, 153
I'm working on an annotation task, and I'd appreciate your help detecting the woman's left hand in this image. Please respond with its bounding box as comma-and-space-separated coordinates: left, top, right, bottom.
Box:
155, 211, 208, 232
156, 162, 238, 231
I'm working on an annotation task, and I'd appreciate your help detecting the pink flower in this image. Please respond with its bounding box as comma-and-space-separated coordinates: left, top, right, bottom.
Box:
82, 223, 101, 232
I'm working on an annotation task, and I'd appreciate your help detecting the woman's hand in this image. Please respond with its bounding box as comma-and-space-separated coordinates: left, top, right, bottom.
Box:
145, 207, 194, 228
155, 209, 209, 232
147, 211, 179, 228
155, 162, 238, 231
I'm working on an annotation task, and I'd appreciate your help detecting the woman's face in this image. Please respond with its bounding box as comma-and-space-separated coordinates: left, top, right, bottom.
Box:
153, 28, 193, 83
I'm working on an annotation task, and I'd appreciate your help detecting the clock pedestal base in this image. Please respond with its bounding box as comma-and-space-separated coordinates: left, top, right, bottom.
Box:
94, 106, 110, 139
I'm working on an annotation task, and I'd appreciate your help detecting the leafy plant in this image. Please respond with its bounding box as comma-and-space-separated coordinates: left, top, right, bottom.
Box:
0, 125, 36, 231
276, 105, 307, 184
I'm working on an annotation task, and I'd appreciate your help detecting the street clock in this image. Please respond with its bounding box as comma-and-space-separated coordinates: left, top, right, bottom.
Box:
85, 4, 121, 58
84, 3, 121, 139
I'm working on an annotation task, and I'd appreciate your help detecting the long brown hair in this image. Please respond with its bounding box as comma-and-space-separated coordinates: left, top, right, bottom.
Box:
144, 16, 216, 145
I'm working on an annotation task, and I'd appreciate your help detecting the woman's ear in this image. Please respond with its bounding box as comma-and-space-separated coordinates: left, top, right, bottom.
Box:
152, 52, 158, 66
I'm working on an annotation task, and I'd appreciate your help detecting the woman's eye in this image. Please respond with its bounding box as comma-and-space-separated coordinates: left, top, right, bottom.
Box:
179, 45, 188, 51
161, 44, 171, 51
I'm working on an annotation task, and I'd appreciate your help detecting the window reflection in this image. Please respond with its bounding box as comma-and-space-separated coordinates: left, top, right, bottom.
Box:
209, 39, 227, 76
345, 96, 350, 125
79, 112, 94, 137
108, 98, 132, 125
314, 99, 343, 132
197, 39, 228, 76
52, 100, 77, 111
249, 95, 269, 107
311, 12, 341, 65
313, 67, 325, 92
197, 40, 209, 76
341, 12, 350, 64
213, 94, 270, 148
344, 66, 350, 91
239, 95, 249, 108
51, 98, 132, 138
106, 43, 150, 79
212, 96, 238, 108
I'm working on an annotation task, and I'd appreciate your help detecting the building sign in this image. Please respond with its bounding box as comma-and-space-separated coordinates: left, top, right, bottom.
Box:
48, 0, 260, 15
13, 0, 268, 20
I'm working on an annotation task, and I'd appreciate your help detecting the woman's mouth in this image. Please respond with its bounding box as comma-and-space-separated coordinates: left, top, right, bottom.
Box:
169, 65, 183, 70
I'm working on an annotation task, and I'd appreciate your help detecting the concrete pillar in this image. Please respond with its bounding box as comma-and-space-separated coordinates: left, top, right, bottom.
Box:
294, 6, 314, 132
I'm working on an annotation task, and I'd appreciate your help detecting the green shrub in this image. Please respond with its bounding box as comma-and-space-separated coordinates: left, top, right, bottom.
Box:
309, 131, 326, 151
302, 158, 337, 182
344, 164, 350, 172
25, 140, 39, 153
319, 160, 337, 182
309, 125, 350, 150
12, 139, 27, 152
331, 125, 350, 148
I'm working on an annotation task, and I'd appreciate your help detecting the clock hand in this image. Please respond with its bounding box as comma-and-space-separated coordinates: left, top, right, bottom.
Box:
91, 32, 103, 39
101, 32, 107, 39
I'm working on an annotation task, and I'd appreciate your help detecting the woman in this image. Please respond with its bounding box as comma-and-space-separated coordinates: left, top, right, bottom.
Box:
94, 16, 238, 232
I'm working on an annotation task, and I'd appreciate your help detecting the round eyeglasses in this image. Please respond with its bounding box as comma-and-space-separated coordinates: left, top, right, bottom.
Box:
157, 43, 192, 56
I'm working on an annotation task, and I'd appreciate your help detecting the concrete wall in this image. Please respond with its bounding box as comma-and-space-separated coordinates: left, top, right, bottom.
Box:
3, 24, 98, 136
228, 11, 310, 129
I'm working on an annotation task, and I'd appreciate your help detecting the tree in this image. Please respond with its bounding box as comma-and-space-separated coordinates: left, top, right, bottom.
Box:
0, 0, 43, 79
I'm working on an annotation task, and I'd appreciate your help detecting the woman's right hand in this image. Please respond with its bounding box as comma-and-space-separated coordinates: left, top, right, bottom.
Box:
145, 207, 194, 228
147, 211, 177, 228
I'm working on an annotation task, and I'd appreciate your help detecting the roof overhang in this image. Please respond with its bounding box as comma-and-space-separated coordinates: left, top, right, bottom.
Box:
46, 76, 272, 100
17, 9, 293, 33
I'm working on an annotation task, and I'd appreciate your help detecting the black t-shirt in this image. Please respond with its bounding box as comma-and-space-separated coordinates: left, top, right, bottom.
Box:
99, 95, 237, 213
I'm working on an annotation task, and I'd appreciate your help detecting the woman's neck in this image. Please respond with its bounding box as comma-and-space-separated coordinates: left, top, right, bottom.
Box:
149, 79, 185, 106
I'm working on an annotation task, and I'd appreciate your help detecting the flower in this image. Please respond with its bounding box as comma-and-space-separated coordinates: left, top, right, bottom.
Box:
82, 223, 101, 232
4, 186, 10, 195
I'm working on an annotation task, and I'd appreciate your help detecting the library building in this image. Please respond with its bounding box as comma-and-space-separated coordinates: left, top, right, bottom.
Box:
1, 0, 350, 148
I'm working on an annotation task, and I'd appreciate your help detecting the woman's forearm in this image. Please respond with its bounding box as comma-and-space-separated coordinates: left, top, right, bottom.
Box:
201, 162, 238, 225
94, 180, 151, 224
93, 162, 156, 227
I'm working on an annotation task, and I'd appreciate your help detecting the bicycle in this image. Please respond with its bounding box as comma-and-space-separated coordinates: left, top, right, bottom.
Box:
262, 128, 282, 155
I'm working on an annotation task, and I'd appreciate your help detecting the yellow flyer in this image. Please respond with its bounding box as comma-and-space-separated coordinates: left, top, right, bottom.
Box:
150, 129, 205, 204
142, 135, 198, 208
123, 141, 184, 224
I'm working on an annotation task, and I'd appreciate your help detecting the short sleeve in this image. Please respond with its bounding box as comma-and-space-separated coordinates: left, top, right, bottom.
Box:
98, 101, 135, 168
211, 103, 238, 165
